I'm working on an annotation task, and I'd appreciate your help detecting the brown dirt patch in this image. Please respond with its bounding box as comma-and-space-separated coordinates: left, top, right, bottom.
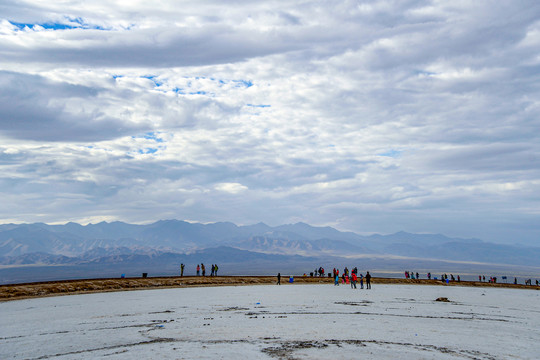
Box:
0, 276, 537, 302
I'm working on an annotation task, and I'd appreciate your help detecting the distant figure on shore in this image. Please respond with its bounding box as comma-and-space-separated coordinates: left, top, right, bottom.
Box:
514, 277, 517, 285
334, 274, 339, 286
457, 275, 460, 282
479, 275, 482, 282
277, 273, 281, 285
359, 273, 364, 289
365, 271, 371, 289
416, 272, 419, 279
215, 264, 219, 276
196, 264, 200, 276
211, 264, 215, 276
180, 263, 185, 277
428, 272, 431, 280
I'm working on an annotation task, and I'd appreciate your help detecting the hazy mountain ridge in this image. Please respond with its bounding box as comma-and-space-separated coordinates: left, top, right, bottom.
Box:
0, 220, 538, 268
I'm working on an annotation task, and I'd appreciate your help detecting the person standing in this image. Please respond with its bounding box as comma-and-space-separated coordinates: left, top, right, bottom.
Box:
359, 273, 364, 289
196, 264, 200, 276
211, 264, 215, 276
365, 271, 372, 289
180, 263, 185, 277
201, 263, 206, 276
351, 272, 357, 289
277, 273, 281, 285
215, 264, 219, 276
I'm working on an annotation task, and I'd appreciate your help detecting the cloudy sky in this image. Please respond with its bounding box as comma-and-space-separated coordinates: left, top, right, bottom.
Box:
1, 1, 539, 245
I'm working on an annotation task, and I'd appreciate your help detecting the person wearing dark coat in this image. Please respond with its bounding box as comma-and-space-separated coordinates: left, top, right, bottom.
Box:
365, 271, 372, 289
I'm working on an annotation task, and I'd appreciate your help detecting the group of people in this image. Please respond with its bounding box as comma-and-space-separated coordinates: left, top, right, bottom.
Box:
313, 267, 326, 277
404, 271, 461, 281
480, 275, 539, 285
404, 271, 421, 279
180, 263, 219, 276
332, 267, 371, 289
402, 272, 539, 286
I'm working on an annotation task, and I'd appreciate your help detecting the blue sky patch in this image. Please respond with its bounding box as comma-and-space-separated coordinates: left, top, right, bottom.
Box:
11, 21, 78, 30
141, 75, 162, 87
9, 18, 107, 31
138, 148, 158, 154
233, 80, 253, 88
132, 132, 164, 143
246, 104, 271, 108
378, 149, 402, 158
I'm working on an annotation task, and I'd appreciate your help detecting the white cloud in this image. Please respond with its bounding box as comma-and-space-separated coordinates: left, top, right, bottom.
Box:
215, 182, 248, 194
0, 1, 539, 244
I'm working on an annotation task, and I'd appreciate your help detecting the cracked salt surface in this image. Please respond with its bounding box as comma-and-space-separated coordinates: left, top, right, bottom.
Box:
1, 284, 538, 359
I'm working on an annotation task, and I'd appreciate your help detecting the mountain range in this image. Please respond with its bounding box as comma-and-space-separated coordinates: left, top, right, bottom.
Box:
1, 220, 539, 284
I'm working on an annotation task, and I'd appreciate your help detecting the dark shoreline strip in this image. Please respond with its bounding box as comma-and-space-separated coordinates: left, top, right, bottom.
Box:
1, 276, 538, 302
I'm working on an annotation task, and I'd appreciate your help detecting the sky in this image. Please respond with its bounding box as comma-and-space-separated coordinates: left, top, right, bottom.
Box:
1, 0, 539, 245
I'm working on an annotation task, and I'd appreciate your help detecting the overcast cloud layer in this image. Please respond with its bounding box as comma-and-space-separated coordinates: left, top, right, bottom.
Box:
1, 1, 540, 245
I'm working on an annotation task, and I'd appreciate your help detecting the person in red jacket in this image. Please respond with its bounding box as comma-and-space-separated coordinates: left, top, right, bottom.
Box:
351, 272, 357, 289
